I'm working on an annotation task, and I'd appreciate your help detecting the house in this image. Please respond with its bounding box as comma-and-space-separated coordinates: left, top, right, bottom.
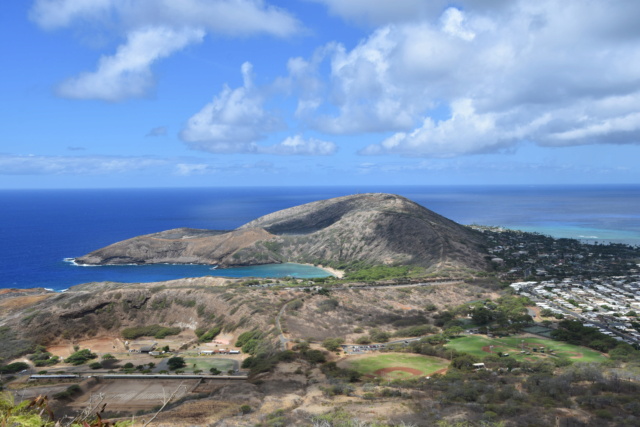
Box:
139, 344, 157, 353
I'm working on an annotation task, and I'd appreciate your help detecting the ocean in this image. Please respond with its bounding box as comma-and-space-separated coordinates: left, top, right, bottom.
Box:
1, 185, 639, 291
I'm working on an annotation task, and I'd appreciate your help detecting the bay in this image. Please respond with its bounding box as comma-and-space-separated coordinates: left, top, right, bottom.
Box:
1, 185, 639, 291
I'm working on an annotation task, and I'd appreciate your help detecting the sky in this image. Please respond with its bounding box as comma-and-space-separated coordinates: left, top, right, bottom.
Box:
1, 0, 640, 188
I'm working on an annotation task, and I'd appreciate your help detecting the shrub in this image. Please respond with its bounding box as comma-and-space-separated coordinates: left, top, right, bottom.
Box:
53, 384, 82, 400
198, 326, 222, 343
235, 330, 262, 347
369, 329, 390, 343
121, 324, 181, 340
0, 362, 29, 374
355, 336, 371, 345
289, 299, 303, 311
317, 299, 339, 313
64, 349, 97, 365
394, 324, 437, 337
301, 349, 326, 364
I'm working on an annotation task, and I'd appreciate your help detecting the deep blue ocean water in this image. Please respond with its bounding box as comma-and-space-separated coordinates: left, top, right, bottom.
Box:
1, 185, 639, 291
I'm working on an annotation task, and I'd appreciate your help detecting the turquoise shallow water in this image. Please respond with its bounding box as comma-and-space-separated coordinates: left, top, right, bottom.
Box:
58, 261, 332, 291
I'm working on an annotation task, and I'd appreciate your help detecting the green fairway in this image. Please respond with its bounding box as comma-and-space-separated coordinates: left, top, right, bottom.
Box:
445, 335, 608, 363
185, 357, 236, 373
342, 353, 449, 379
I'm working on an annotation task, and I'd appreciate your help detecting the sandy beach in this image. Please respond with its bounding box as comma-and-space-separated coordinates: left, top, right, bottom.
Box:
315, 264, 345, 279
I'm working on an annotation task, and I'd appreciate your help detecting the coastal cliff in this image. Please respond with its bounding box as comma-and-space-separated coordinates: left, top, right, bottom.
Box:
75, 193, 489, 271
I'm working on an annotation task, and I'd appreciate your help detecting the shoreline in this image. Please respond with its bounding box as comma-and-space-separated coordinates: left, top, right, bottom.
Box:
312, 264, 345, 279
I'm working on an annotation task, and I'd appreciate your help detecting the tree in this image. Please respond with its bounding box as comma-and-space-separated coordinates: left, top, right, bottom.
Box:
167, 356, 186, 371
355, 336, 371, 345
322, 337, 345, 352
471, 306, 494, 325
451, 354, 480, 371
302, 349, 326, 364
444, 326, 464, 337
64, 349, 97, 365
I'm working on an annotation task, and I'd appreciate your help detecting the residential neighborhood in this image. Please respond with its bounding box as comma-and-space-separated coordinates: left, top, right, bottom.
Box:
472, 226, 640, 347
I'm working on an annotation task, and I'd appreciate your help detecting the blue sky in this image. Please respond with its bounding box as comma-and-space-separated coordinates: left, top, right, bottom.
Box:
2, 0, 640, 188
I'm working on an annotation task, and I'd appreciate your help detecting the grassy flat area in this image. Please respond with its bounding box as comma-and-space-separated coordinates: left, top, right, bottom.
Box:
445, 335, 608, 363
342, 353, 449, 380
184, 358, 235, 373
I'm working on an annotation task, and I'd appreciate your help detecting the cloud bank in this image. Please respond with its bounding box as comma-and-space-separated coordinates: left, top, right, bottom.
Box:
293, 1, 640, 156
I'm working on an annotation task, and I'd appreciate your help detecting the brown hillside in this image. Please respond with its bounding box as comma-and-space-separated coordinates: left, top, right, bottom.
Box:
75, 193, 489, 271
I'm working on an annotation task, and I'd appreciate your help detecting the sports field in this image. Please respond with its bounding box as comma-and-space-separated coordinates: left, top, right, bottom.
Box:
340, 353, 449, 380
445, 335, 607, 363
184, 358, 236, 373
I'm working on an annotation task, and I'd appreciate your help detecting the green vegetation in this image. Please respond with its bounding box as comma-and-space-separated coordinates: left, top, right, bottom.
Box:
316, 298, 339, 312
0, 326, 35, 365
393, 324, 437, 337
174, 298, 196, 308
195, 326, 221, 342
28, 346, 59, 367
468, 295, 533, 333
551, 319, 619, 352
301, 349, 326, 364
321, 361, 362, 382
121, 324, 181, 340
64, 349, 97, 365
53, 384, 82, 400
234, 330, 267, 355
322, 337, 345, 351
1, 392, 134, 427
445, 335, 608, 363
167, 356, 186, 371
0, 362, 29, 374
235, 330, 262, 348
344, 353, 449, 379
185, 358, 234, 373
368, 328, 391, 343
344, 265, 423, 281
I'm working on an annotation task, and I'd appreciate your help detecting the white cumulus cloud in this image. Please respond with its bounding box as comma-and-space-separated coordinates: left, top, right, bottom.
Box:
58, 27, 204, 101
30, 0, 301, 100
30, 0, 301, 36
292, 1, 640, 156
180, 62, 284, 152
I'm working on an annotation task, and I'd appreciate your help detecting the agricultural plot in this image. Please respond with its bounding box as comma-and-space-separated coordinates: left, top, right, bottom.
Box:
445, 335, 608, 363
340, 353, 449, 380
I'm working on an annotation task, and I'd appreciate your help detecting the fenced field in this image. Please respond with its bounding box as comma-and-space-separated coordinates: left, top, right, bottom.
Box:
445, 335, 607, 363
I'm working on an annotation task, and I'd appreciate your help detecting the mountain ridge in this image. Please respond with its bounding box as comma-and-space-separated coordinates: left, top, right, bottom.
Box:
75, 193, 489, 271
